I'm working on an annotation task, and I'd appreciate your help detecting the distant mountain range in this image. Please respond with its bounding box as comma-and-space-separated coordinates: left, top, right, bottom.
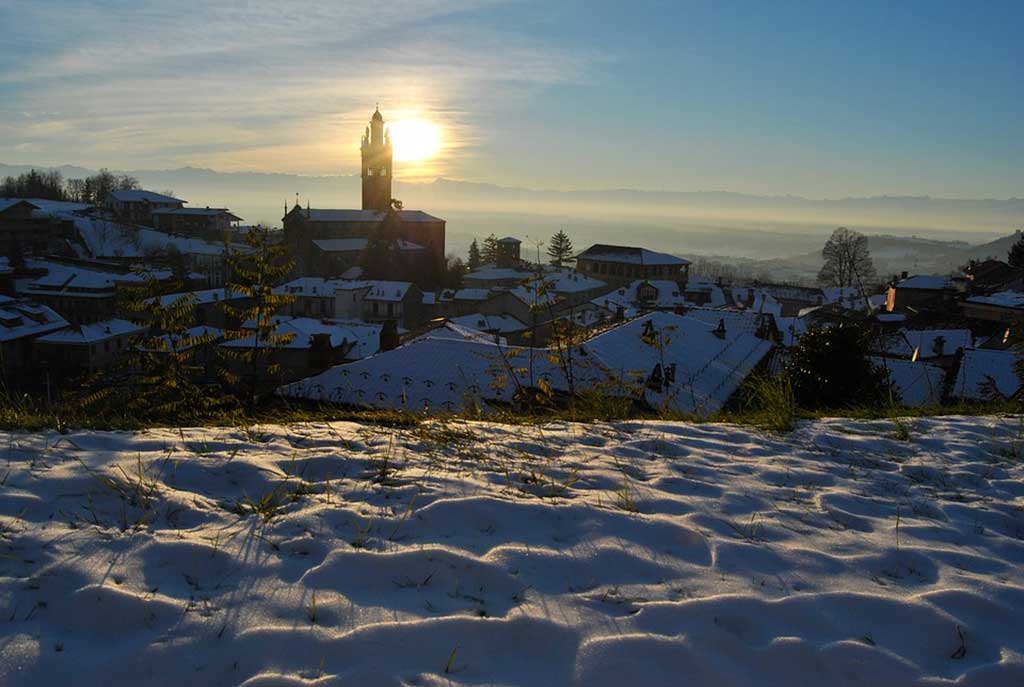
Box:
3, 163, 1022, 279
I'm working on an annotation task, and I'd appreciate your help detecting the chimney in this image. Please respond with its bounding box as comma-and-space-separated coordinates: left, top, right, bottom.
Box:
379, 320, 399, 352
901, 271, 908, 280
713, 318, 727, 339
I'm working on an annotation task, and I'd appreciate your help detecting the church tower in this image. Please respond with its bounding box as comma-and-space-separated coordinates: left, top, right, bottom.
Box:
361, 107, 393, 212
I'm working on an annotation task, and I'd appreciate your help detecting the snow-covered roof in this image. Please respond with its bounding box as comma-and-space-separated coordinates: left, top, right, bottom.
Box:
280, 311, 770, 416
505, 282, 558, 307
24, 262, 171, 295
11, 198, 92, 215
452, 288, 491, 302
108, 190, 184, 204
966, 291, 1024, 309
497, 236, 521, 244
774, 315, 810, 347
896, 275, 951, 290
152, 207, 241, 220
36, 318, 145, 345
591, 279, 686, 314
312, 238, 424, 253
951, 348, 1021, 401
576, 244, 690, 266
223, 317, 381, 354
463, 266, 533, 283
273, 277, 351, 297
679, 307, 769, 337
302, 209, 443, 223
364, 281, 415, 302
0, 199, 40, 213
533, 268, 606, 293
0, 300, 69, 342
278, 335, 591, 413
870, 357, 946, 406
450, 313, 527, 334
730, 286, 784, 316
582, 311, 773, 415
155, 288, 247, 307
139, 326, 223, 353
879, 329, 973, 359
65, 211, 247, 259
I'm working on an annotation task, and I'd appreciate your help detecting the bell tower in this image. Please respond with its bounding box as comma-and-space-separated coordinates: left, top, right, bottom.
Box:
361, 106, 393, 211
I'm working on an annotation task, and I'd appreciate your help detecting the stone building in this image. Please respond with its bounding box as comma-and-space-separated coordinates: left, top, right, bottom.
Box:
282, 108, 445, 285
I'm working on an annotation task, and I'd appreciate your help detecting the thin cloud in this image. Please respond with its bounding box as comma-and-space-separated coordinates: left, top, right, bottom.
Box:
0, 0, 600, 176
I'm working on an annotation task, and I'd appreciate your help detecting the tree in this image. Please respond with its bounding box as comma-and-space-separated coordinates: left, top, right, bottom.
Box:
65, 169, 139, 204
817, 227, 877, 290
78, 270, 221, 423
467, 239, 482, 270
786, 322, 892, 409
1008, 232, 1024, 268
481, 234, 499, 265
441, 254, 468, 289
220, 226, 296, 414
547, 230, 574, 268
1, 169, 66, 200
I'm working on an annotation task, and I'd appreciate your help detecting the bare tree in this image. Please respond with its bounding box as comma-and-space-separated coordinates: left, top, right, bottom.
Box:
817, 227, 877, 289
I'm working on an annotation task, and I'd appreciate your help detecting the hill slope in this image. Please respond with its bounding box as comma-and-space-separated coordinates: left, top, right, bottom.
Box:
2, 416, 1023, 685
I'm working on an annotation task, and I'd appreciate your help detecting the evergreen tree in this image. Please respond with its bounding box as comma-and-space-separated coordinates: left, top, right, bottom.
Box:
547, 230, 574, 267
220, 226, 296, 414
481, 234, 499, 265
468, 239, 482, 270
786, 322, 892, 409
1008, 232, 1024, 268
80, 270, 219, 423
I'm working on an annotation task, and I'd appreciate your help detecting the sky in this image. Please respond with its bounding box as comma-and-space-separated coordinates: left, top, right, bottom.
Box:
0, 0, 1021, 198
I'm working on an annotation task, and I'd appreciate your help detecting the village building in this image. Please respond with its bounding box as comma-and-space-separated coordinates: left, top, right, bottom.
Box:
962, 259, 1024, 295
282, 108, 445, 284
462, 265, 534, 290
20, 261, 176, 324
574, 244, 690, 286
961, 291, 1024, 324
35, 318, 146, 384
495, 237, 522, 267
105, 190, 185, 226
885, 274, 956, 312
154, 288, 252, 330
151, 207, 242, 240
310, 236, 428, 278
592, 279, 688, 317
221, 317, 382, 386
362, 281, 424, 329
0, 296, 69, 392
0, 199, 75, 258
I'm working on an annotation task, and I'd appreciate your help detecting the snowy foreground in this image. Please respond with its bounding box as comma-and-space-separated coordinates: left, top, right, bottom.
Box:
2, 417, 1024, 686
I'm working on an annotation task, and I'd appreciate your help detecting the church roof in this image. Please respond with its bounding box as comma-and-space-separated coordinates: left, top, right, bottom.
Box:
372, 108, 384, 122
312, 238, 425, 253
576, 244, 690, 266
301, 209, 443, 223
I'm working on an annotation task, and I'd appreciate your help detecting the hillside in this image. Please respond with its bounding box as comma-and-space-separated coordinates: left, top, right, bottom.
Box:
2, 416, 1023, 685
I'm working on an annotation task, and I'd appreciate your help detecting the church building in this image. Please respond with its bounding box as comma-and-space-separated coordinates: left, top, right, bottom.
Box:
283, 107, 446, 285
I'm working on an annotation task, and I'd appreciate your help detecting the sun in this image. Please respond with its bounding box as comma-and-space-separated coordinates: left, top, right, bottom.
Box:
389, 118, 442, 162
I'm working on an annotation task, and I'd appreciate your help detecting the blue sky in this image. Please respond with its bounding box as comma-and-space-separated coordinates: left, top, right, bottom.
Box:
0, 0, 1021, 197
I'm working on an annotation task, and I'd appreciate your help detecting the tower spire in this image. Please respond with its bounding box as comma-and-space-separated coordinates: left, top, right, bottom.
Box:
362, 105, 393, 211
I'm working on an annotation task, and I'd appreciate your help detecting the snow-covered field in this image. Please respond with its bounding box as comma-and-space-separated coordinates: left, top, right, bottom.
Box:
2, 416, 1024, 686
